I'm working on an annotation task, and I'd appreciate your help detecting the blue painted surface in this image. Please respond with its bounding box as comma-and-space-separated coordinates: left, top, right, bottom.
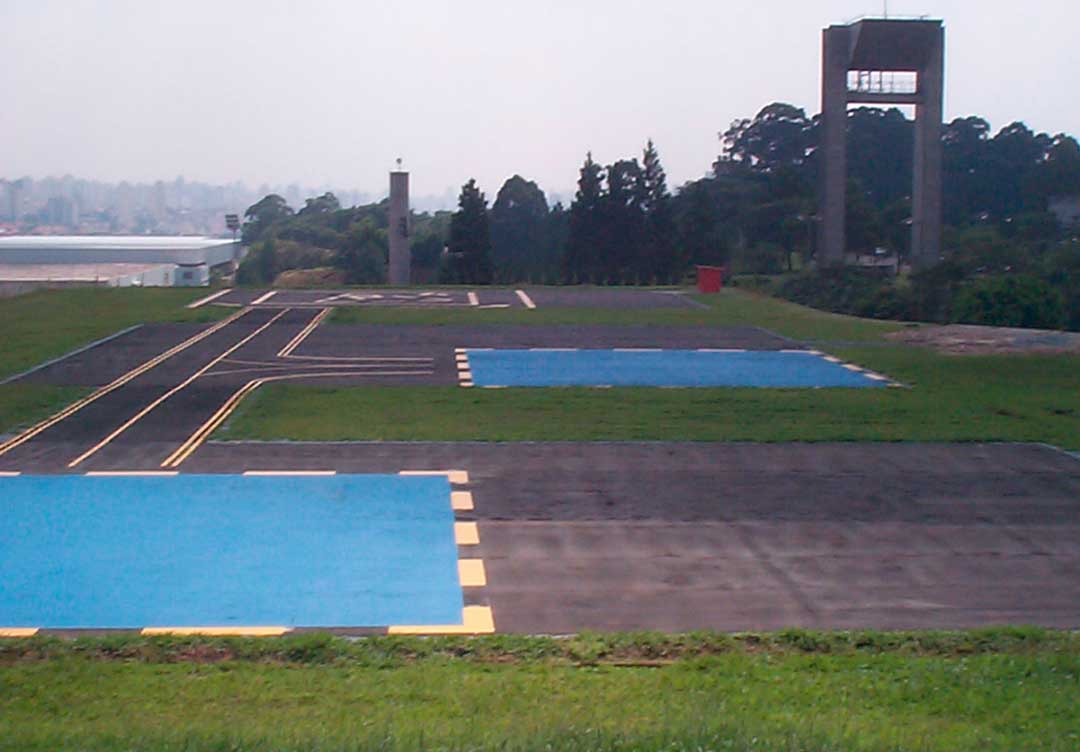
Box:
0, 475, 462, 628
466, 349, 884, 388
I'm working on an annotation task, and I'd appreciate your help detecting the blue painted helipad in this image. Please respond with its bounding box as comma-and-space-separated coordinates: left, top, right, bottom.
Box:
465, 349, 886, 388
0, 474, 462, 629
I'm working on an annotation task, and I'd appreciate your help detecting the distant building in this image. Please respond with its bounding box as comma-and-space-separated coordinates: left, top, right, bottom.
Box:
0, 235, 242, 293
0, 263, 178, 298
1049, 195, 1080, 229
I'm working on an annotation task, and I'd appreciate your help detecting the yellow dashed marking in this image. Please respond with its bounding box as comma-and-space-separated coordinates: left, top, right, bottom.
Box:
388, 606, 495, 635
0, 628, 38, 638
451, 490, 474, 511
141, 626, 291, 636
400, 470, 469, 484
454, 521, 480, 545
458, 559, 487, 587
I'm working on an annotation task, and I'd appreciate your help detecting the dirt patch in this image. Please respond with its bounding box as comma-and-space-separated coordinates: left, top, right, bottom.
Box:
886, 324, 1080, 355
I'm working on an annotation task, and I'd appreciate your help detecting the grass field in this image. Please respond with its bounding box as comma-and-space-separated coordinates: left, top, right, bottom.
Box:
1, 629, 1076, 751
0, 288, 227, 434
221, 346, 1080, 449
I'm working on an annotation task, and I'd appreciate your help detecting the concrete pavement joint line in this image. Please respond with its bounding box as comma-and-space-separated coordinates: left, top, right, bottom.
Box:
0, 324, 143, 386
277, 307, 332, 358
186, 288, 232, 309
0, 307, 252, 458
68, 308, 291, 468
0, 628, 39, 638
251, 290, 278, 305
515, 289, 537, 309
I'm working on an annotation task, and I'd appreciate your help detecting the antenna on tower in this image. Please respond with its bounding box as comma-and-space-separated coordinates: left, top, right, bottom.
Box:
395, 157, 403, 171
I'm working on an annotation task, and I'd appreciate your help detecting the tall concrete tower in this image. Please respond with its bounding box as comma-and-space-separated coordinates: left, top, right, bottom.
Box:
820, 19, 945, 269
388, 166, 410, 285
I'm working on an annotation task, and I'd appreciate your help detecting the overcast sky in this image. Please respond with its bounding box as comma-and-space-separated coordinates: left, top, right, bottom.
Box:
2, 0, 1077, 205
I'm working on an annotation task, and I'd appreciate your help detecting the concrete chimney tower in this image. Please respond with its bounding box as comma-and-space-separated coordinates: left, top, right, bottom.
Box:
388, 163, 410, 285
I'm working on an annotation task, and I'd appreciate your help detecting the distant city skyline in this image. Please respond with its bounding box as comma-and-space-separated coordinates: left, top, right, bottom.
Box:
3, 1, 1078, 205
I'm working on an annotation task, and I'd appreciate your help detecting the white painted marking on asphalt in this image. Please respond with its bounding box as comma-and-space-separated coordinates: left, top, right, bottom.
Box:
186, 289, 232, 308
467, 291, 479, 306
251, 290, 278, 305
0, 471, 21, 476
515, 289, 537, 309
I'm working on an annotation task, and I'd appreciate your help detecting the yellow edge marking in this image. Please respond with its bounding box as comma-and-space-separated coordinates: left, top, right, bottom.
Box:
458, 559, 487, 587
454, 521, 480, 545
451, 490, 474, 511
278, 307, 332, 358
251, 290, 277, 305
186, 288, 232, 308
161, 379, 263, 467
388, 606, 494, 635
69, 308, 291, 468
0, 307, 251, 458
514, 289, 537, 309
400, 470, 469, 485
85, 471, 179, 477
243, 470, 336, 476
0, 628, 38, 637
142, 627, 291, 636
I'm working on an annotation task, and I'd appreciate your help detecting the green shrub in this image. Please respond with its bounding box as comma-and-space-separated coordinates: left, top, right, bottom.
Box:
953, 274, 1066, 329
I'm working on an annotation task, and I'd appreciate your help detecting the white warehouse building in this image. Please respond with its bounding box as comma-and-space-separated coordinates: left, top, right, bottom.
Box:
0, 236, 242, 295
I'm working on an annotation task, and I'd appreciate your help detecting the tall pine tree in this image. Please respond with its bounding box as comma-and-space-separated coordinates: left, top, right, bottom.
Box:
564, 153, 605, 283
641, 139, 679, 283
441, 179, 494, 284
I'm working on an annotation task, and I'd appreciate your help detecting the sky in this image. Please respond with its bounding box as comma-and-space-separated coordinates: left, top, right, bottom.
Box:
2, 0, 1078, 207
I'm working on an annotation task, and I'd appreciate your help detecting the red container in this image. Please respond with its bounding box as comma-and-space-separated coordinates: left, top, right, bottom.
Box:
696, 265, 724, 293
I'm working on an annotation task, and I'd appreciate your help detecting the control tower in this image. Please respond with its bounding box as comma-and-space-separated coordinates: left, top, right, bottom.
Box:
820, 18, 945, 268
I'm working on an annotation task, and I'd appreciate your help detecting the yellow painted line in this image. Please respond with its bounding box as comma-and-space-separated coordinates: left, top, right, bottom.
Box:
467, 291, 479, 306
186, 288, 232, 308
454, 521, 480, 545
68, 309, 291, 468
85, 471, 179, 477
161, 378, 263, 468
458, 559, 487, 587
0, 308, 251, 459
515, 289, 536, 309
243, 470, 337, 476
451, 490, 474, 511
388, 606, 495, 635
277, 307, 332, 358
141, 626, 291, 636
0, 628, 38, 637
400, 469, 469, 485
0, 471, 21, 477
251, 290, 278, 305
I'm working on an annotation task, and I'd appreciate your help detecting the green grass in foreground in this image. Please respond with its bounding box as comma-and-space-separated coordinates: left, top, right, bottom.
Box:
221, 348, 1080, 449
330, 288, 904, 343
1, 629, 1077, 751
0, 383, 89, 436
